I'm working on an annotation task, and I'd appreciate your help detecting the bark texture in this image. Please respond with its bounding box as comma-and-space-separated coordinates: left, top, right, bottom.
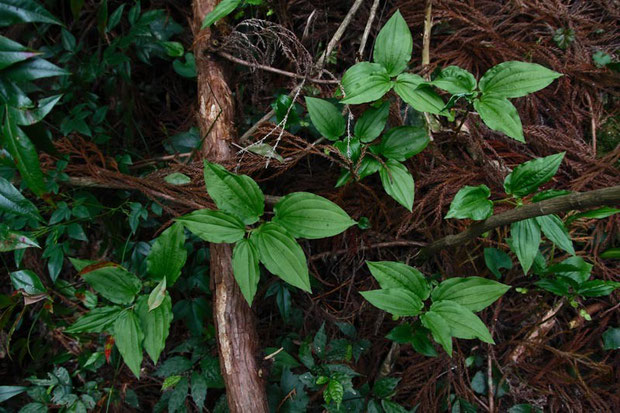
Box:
192, 2, 269, 411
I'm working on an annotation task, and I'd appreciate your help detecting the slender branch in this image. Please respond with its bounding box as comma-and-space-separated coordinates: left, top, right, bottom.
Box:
315, 0, 365, 69
357, 0, 381, 61
217, 51, 339, 84
420, 185, 620, 257
309, 240, 426, 261
422, 0, 433, 68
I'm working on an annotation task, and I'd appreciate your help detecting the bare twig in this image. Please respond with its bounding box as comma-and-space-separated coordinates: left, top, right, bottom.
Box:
315, 0, 365, 69
357, 0, 381, 61
309, 240, 426, 261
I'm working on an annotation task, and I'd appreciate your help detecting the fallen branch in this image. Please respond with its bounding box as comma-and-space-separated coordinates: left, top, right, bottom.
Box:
420, 185, 620, 257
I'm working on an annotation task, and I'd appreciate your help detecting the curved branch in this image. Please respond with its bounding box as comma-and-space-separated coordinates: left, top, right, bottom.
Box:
421, 185, 620, 257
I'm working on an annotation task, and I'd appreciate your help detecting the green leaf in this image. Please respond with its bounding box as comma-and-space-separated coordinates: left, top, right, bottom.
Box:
504, 153, 565, 197
305, 97, 345, 141
313, 322, 327, 358
366, 261, 430, 300
420, 311, 453, 355
80, 264, 141, 305
2, 58, 69, 81
341, 62, 392, 104
10, 269, 45, 295
162, 375, 182, 390
173, 53, 197, 78
146, 222, 187, 285
484, 248, 513, 278
232, 238, 261, 305
0, 176, 41, 221
147, 278, 167, 311
567, 206, 619, 223
373, 377, 400, 399
360, 288, 423, 316
136, 294, 172, 364
164, 172, 191, 185
602, 327, 620, 350
394, 73, 446, 114
191, 371, 208, 410
247, 143, 284, 162
324, 379, 344, 408
430, 300, 494, 343
0, 228, 39, 252
479, 61, 562, 98
373, 10, 412, 76
431, 277, 510, 312
107, 4, 124, 31
2, 110, 45, 196
510, 218, 541, 274
532, 189, 572, 202
65, 306, 121, 334
375, 126, 429, 161
203, 161, 264, 224
600, 248, 620, 259
113, 309, 144, 378
547, 256, 592, 285
251, 222, 310, 292
333, 137, 361, 161
535, 214, 574, 255
474, 95, 524, 142
445, 185, 493, 220
201, 0, 241, 28
576, 280, 620, 297
168, 377, 188, 413
0, 35, 39, 70
0, 386, 27, 403
354, 101, 389, 143
9, 95, 62, 126
176, 209, 246, 243
273, 192, 356, 239
432, 66, 477, 94
379, 159, 414, 211
0, 0, 62, 27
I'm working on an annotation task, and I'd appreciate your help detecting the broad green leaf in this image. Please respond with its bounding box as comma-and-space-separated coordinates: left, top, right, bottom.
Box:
2, 58, 69, 81
432, 66, 477, 94
305, 97, 345, 141
379, 159, 414, 211
484, 248, 513, 278
147, 278, 167, 311
173, 53, 197, 78
431, 277, 510, 312
0, 35, 39, 70
374, 126, 429, 161
479, 61, 562, 98
532, 189, 572, 202
430, 300, 494, 343
10, 269, 45, 295
535, 214, 574, 255
203, 161, 264, 224
577, 280, 620, 297
333, 137, 361, 161
191, 371, 208, 410
201, 0, 241, 28
0, 176, 41, 221
354, 101, 389, 143
0, 228, 39, 252
335, 156, 381, 187
146, 222, 187, 285
164, 172, 191, 185
567, 206, 619, 223
547, 256, 592, 285
510, 218, 541, 274
162, 375, 182, 390
420, 311, 452, 355
176, 209, 245, 243
504, 153, 565, 197
273, 192, 356, 239
136, 294, 172, 364
0, 0, 62, 27
80, 263, 141, 305
313, 322, 327, 358
360, 288, 423, 316
251, 222, 310, 292
65, 306, 121, 333
341, 62, 392, 104
602, 327, 620, 350
600, 248, 620, 259
9, 95, 61, 126
324, 379, 344, 408
474, 95, 524, 142
113, 309, 144, 378
394, 73, 446, 114
366, 261, 430, 300
373, 377, 400, 399
445, 185, 493, 220
161, 41, 184, 57
0, 386, 27, 403
373, 10, 412, 76
247, 143, 284, 162
232, 238, 261, 305
2, 110, 45, 196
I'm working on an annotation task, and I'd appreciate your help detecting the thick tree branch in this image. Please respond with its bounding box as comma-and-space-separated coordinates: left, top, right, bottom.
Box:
421, 185, 620, 257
